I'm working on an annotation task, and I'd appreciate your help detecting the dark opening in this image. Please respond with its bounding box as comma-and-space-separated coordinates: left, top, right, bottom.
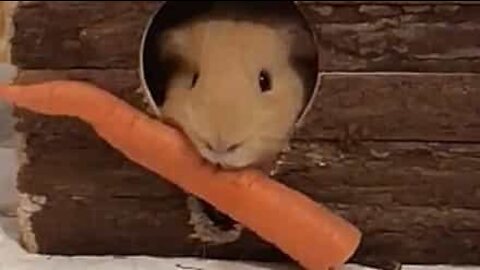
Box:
198, 199, 237, 231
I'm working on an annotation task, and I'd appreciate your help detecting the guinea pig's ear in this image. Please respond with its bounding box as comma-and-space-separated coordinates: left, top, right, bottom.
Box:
280, 23, 319, 104
156, 27, 190, 59
280, 23, 317, 64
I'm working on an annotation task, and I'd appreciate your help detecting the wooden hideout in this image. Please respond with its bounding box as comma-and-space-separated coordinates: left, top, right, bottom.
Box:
8, 1, 480, 267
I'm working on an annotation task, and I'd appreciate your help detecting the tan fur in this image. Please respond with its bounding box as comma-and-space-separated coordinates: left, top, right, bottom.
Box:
160, 21, 304, 168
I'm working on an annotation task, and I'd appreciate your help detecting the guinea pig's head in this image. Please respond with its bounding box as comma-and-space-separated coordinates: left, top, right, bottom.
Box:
158, 20, 315, 169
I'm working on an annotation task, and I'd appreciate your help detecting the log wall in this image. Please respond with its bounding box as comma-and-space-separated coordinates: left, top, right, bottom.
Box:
10, 1, 480, 267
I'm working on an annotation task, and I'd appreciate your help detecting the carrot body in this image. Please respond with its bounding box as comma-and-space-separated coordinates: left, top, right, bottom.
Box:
0, 81, 361, 270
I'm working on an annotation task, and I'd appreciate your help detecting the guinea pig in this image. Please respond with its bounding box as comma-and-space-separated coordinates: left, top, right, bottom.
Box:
154, 3, 317, 169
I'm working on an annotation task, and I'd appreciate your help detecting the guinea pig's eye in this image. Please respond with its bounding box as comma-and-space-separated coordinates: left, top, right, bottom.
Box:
259, 70, 272, 93
191, 72, 199, 89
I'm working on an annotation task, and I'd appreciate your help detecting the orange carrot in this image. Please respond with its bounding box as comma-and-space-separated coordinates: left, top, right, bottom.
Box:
0, 81, 361, 270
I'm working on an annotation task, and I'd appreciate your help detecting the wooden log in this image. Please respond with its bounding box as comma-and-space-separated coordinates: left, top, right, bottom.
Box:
16, 71, 480, 144
25, 196, 480, 264
17, 134, 480, 264
10, 1, 480, 72
279, 141, 480, 209
299, 73, 480, 142
12, 69, 480, 264
11, 1, 162, 69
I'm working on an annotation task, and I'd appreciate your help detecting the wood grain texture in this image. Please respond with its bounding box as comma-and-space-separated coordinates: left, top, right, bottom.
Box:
298, 73, 480, 142
298, 2, 480, 72
11, 1, 162, 69
278, 141, 480, 210
11, 1, 480, 72
29, 195, 284, 262
28, 197, 480, 264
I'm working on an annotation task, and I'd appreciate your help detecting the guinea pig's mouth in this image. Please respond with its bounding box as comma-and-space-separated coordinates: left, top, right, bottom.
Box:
160, 119, 244, 170
209, 158, 246, 171
200, 147, 279, 173
212, 162, 238, 171
194, 144, 243, 170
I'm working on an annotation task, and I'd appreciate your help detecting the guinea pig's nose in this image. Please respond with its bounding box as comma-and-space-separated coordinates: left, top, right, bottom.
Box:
205, 141, 242, 154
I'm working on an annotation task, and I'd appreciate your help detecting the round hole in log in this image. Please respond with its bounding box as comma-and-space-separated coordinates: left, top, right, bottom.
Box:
139, 1, 320, 124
